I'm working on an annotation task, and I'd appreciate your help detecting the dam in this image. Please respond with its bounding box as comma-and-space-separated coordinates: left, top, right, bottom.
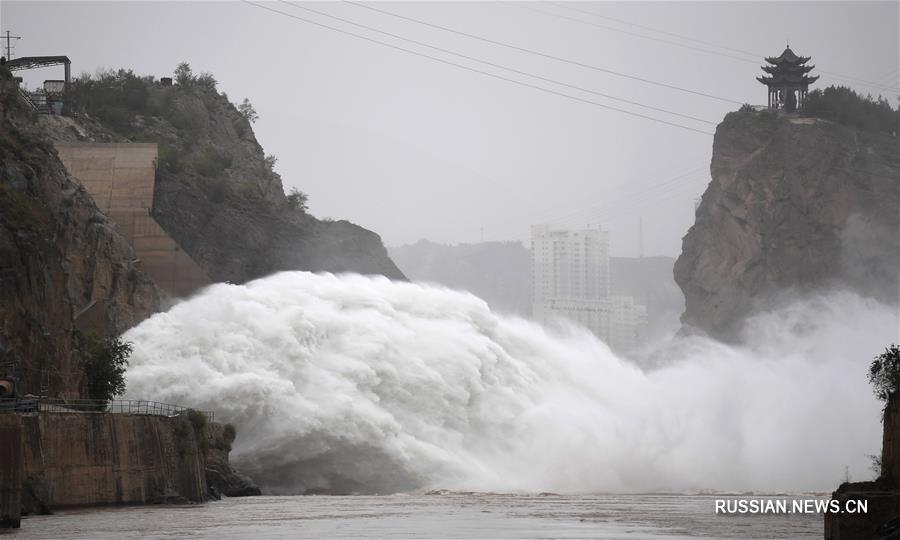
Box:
54, 142, 208, 298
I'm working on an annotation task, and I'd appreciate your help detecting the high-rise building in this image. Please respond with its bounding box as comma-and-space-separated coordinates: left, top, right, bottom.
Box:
530, 224, 610, 304
531, 225, 647, 351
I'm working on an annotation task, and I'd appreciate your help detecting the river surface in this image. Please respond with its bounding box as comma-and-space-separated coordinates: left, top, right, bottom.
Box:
12, 493, 824, 539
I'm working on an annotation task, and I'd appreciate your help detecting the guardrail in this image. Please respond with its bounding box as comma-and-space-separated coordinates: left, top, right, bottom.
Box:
0, 398, 214, 423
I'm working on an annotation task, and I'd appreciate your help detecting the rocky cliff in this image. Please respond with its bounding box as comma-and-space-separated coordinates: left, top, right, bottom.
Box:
674, 109, 899, 341
205, 422, 261, 498
0, 70, 160, 398
52, 68, 404, 286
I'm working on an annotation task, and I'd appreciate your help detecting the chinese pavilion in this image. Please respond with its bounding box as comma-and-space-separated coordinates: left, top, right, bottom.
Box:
757, 45, 819, 112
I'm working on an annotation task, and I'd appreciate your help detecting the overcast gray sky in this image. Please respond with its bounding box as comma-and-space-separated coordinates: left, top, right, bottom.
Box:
2, 1, 897, 256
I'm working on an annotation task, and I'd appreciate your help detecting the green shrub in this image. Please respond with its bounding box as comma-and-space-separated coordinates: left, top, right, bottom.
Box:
0, 183, 48, 231
157, 143, 185, 174
77, 333, 132, 402
188, 409, 207, 431
238, 98, 258, 123
805, 86, 899, 134
223, 423, 236, 444
234, 181, 262, 203
869, 344, 900, 403
166, 105, 205, 135
194, 147, 232, 178
286, 187, 308, 213
204, 177, 230, 203
174, 62, 194, 86
68, 69, 151, 134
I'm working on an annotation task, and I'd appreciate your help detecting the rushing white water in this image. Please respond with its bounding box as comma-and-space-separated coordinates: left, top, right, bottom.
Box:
124, 271, 898, 495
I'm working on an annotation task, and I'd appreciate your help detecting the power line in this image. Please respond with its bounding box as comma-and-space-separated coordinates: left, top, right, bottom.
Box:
544, 166, 706, 227
536, 165, 705, 226
344, 1, 744, 105
279, 1, 716, 126
478, 161, 709, 239
541, 1, 898, 94
544, 2, 762, 60
514, 2, 759, 65
241, 1, 714, 135
523, 159, 707, 226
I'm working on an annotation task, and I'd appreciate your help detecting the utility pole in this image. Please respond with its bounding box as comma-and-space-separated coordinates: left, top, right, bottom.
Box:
2, 31, 21, 60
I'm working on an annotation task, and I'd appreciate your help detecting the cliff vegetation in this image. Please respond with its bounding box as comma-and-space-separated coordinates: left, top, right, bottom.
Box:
804, 85, 899, 135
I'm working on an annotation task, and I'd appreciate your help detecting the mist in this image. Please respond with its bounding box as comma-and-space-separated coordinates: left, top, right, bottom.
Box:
123, 272, 896, 495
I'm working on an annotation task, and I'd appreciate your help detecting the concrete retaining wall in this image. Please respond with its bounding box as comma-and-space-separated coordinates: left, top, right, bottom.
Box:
55, 143, 209, 298
21, 413, 208, 510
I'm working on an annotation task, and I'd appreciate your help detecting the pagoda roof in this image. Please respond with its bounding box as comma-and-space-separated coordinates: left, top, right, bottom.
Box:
764, 46, 811, 65
757, 74, 820, 87
762, 63, 815, 75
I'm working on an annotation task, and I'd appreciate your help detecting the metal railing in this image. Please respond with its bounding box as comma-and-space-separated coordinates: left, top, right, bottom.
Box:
0, 398, 214, 423
16, 88, 49, 113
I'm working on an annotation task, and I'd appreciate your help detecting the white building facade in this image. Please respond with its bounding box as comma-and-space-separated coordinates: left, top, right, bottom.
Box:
531, 225, 647, 351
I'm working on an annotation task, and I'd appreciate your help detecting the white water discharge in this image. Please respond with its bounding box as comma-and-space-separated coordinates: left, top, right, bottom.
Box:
125, 272, 898, 495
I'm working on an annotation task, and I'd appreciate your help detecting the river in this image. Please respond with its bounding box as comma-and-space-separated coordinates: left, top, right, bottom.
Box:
14, 493, 823, 539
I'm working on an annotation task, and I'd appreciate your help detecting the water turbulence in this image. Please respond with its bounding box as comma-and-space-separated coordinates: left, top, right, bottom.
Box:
124, 272, 897, 495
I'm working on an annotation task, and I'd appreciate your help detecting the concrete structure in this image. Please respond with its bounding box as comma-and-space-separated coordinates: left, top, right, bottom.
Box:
55, 143, 208, 298
0, 415, 23, 528
531, 225, 647, 351
20, 413, 208, 509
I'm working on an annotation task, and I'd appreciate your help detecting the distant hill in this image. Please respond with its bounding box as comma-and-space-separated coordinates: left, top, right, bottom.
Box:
389, 240, 684, 339
609, 256, 685, 339
389, 240, 532, 316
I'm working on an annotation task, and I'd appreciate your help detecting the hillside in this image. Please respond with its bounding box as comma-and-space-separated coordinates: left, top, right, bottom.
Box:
675, 105, 899, 341
49, 66, 404, 284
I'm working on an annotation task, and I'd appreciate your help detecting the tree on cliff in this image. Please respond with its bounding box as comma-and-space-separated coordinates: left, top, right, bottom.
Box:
868, 344, 900, 403
78, 334, 133, 402
286, 187, 308, 213
238, 98, 258, 123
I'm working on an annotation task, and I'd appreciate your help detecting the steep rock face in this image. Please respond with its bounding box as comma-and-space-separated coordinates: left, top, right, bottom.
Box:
674, 110, 899, 340
0, 74, 159, 397
205, 423, 261, 498
52, 73, 404, 284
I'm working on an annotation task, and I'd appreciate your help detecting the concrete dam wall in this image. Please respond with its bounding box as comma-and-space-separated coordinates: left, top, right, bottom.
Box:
55, 143, 209, 298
